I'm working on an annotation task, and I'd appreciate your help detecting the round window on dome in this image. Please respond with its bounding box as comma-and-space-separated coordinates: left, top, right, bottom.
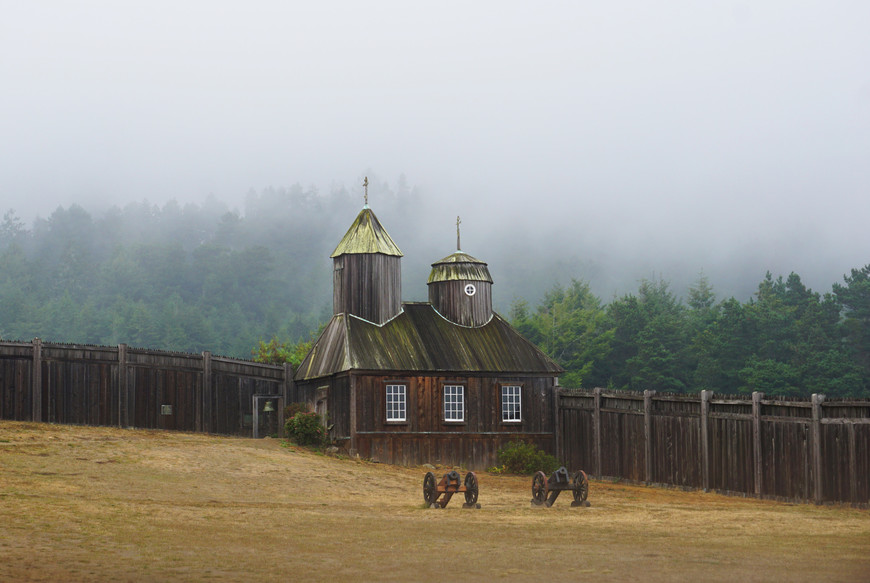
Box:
464, 284, 476, 296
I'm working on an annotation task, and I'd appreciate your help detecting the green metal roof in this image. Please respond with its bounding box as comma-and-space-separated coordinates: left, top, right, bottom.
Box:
294, 303, 563, 381
330, 207, 403, 258
428, 251, 493, 284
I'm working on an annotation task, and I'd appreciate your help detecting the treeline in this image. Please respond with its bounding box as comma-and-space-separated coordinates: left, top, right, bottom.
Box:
0, 179, 428, 357
511, 271, 870, 398
2, 185, 868, 398
0, 185, 378, 356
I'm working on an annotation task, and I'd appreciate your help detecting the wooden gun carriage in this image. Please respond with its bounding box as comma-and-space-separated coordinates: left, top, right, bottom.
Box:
531, 466, 589, 507
423, 470, 480, 509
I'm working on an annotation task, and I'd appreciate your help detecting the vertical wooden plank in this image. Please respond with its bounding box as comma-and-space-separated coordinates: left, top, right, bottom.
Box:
644, 390, 654, 484
811, 393, 824, 505
283, 363, 293, 410
194, 357, 202, 433
202, 351, 212, 433
848, 422, 857, 505
554, 386, 563, 464
118, 344, 128, 427
594, 387, 602, 477
349, 374, 358, 456
31, 338, 42, 422
752, 391, 763, 497
252, 392, 261, 439
89, 362, 100, 425
700, 390, 710, 492
236, 377, 244, 435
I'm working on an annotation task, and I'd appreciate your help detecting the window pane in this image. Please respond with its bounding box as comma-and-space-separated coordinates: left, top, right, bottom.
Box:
501, 385, 521, 422
443, 385, 464, 421
386, 384, 406, 421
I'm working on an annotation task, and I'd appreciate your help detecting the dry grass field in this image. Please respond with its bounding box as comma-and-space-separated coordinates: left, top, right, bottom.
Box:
1, 422, 868, 582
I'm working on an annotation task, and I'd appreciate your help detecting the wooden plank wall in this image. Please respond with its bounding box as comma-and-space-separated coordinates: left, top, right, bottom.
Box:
557, 392, 596, 475
558, 389, 870, 506
3, 339, 868, 504
332, 254, 402, 325
0, 340, 290, 437
351, 373, 556, 469
0, 342, 33, 420
650, 394, 701, 488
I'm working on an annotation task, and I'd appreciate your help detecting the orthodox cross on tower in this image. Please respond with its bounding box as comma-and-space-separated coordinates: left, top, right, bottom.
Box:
456, 216, 461, 251
363, 176, 369, 207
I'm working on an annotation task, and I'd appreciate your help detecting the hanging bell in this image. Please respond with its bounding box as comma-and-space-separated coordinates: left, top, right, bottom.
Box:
263, 400, 275, 413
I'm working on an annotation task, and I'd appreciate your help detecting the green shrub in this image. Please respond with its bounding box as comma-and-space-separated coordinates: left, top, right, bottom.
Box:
284, 412, 327, 447
495, 441, 560, 475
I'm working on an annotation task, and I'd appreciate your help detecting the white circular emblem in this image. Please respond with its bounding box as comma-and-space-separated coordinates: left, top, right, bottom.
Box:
464, 284, 476, 296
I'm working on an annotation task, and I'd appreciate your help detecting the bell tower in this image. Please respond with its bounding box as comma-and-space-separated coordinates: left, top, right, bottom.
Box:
330, 178, 403, 324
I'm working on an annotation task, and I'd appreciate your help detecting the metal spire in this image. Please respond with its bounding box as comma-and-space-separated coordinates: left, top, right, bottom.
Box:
456, 216, 461, 251
363, 176, 369, 207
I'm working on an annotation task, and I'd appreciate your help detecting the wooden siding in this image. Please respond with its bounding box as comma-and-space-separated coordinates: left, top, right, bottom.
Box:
0, 346, 33, 420
362, 433, 554, 470
332, 253, 401, 324
599, 393, 645, 481
292, 374, 352, 444
557, 392, 596, 475
558, 389, 870, 506
428, 279, 493, 327
649, 396, 702, 487
350, 372, 557, 469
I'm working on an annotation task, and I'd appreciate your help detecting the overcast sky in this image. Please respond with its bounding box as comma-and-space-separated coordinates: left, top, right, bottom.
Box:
1, 1, 868, 299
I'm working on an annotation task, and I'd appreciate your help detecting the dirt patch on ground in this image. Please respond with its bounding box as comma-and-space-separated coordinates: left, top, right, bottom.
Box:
1, 422, 868, 582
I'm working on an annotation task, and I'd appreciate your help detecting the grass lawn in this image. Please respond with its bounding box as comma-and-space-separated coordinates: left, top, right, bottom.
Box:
1, 421, 868, 582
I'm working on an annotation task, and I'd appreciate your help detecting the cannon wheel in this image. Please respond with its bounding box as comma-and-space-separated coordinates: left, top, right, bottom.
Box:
531, 471, 548, 505
572, 470, 589, 503
423, 472, 437, 505
464, 472, 479, 504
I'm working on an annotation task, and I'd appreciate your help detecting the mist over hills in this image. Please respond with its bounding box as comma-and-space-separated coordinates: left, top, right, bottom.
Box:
3, 175, 861, 328
3, 177, 868, 398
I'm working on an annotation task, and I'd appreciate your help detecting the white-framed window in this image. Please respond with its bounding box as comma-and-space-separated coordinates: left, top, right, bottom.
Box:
386, 384, 407, 422
501, 385, 522, 422
443, 385, 465, 422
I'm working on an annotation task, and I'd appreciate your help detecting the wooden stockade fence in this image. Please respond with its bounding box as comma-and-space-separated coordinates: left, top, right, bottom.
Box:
2, 339, 868, 506
0, 339, 290, 437
556, 388, 870, 506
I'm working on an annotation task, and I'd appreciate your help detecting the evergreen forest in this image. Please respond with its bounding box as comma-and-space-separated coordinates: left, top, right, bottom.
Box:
1, 186, 868, 398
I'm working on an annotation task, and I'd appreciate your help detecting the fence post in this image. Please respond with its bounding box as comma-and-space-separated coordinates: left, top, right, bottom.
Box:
848, 422, 857, 505
202, 351, 212, 433
554, 387, 563, 463
31, 338, 42, 422
811, 393, 825, 505
283, 362, 293, 404
644, 390, 655, 484
700, 390, 711, 492
752, 391, 764, 497
593, 387, 602, 477
118, 344, 128, 428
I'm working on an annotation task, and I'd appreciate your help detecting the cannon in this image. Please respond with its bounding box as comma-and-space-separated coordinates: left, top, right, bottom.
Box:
530, 466, 589, 507
423, 470, 480, 509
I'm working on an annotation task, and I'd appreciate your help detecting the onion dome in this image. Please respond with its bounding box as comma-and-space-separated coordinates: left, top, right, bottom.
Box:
428, 251, 493, 327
